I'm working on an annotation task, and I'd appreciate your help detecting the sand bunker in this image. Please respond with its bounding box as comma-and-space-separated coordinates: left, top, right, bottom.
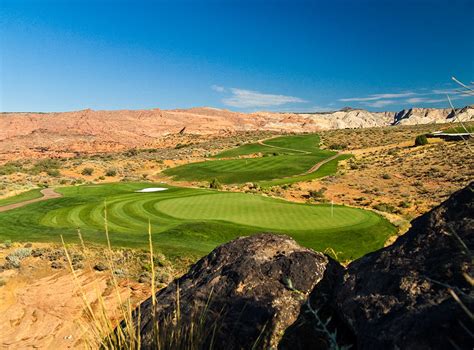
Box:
135, 187, 168, 193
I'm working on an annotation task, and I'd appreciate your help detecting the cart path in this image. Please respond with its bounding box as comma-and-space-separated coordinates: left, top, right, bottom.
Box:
304, 152, 343, 174
0, 188, 62, 213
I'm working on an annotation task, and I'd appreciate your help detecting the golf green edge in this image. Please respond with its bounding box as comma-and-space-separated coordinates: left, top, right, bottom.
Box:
0, 182, 396, 262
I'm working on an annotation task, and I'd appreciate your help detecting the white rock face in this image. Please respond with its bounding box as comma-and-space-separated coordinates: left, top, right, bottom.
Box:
394, 106, 474, 125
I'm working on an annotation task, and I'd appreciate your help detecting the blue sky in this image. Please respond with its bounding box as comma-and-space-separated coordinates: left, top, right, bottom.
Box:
1, 0, 473, 112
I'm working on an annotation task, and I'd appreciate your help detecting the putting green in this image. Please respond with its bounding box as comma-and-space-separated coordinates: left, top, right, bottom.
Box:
0, 183, 396, 261
155, 193, 374, 231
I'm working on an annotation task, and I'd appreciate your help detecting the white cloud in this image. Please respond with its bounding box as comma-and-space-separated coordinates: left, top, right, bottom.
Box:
406, 97, 446, 104
211, 85, 226, 92
339, 92, 415, 102
362, 100, 396, 108
222, 88, 307, 108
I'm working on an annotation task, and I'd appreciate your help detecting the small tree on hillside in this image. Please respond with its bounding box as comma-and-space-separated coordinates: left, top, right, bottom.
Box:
210, 178, 222, 190
415, 134, 428, 146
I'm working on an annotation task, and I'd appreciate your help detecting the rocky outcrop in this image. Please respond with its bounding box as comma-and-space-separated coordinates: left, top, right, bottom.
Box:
130, 183, 473, 349
281, 182, 473, 349
394, 105, 474, 125
135, 234, 338, 349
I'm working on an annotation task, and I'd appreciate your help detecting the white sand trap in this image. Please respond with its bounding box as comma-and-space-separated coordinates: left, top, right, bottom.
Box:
135, 187, 168, 193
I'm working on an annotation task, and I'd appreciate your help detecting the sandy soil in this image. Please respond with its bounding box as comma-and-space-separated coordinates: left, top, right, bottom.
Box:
0, 248, 149, 349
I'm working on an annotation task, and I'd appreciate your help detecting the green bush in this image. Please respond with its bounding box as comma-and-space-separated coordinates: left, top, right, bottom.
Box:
29, 159, 61, 175
0, 161, 23, 175
81, 167, 94, 176
373, 203, 397, 213
328, 143, 347, 150
414, 134, 428, 146
209, 178, 222, 190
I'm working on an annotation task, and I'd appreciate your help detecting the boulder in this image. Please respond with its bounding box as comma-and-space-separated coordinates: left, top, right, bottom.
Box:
135, 234, 337, 349
335, 182, 473, 349
281, 182, 473, 349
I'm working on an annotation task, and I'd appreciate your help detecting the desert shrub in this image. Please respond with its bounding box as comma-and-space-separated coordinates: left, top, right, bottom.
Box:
6, 248, 32, 268
398, 201, 411, 208
0, 161, 23, 175
175, 143, 189, 149
47, 169, 60, 177
105, 169, 117, 177
309, 188, 327, 200
328, 143, 348, 150
373, 203, 397, 213
209, 178, 222, 190
31, 159, 62, 174
349, 160, 359, 170
125, 149, 138, 157
381, 173, 391, 179
414, 134, 428, 146
81, 167, 94, 176
7, 248, 32, 260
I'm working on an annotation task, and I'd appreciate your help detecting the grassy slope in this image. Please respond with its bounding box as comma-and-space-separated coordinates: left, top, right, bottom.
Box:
442, 125, 474, 133
164, 134, 338, 184
259, 154, 353, 187
0, 188, 42, 206
0, 183, 395, 261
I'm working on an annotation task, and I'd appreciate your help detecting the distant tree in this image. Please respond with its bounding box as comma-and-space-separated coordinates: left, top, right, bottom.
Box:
415, 134, 428, 146
209, 178, 222, 190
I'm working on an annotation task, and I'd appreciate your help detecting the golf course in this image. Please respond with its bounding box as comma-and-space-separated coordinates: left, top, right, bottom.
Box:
0, 182, 395, 261
164, 134, 351, 185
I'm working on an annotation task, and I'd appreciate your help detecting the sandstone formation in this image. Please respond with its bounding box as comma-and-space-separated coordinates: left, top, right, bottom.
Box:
134, 182, 473, 349
1, 105, 472, 160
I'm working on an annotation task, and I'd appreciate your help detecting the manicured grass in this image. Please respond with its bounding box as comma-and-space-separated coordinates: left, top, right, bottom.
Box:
164, 134, 339, 184
0, 188, 42, 206
259, 154, 353, 187
442, 124, 474, 134
0, 183, 396, 261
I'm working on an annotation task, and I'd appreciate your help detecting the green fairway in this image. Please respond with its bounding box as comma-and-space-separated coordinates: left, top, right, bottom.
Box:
164, 134, 340, 184
0, 188, 42, 206
0, 183, 396, 261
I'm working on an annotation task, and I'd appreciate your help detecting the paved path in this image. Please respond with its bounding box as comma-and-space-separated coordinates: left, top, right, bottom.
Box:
0, 188, 62, 213
303, 152, 343, 174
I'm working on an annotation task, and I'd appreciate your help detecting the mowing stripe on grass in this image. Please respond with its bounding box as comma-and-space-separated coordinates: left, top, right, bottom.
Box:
0, 183, 396, 261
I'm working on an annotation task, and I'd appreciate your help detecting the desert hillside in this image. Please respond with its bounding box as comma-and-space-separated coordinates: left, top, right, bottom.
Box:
1, 106, 472, 160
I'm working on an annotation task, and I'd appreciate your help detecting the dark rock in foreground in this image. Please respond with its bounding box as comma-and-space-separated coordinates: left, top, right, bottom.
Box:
132, 183, 473, 349
136, 234, 336, 349
281, 182, 473, 349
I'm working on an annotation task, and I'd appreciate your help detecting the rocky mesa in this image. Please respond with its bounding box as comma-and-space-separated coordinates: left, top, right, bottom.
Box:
1, 105, 472, 160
